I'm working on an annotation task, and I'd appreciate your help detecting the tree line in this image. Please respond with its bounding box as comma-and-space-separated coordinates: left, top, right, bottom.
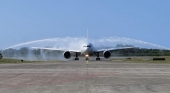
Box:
112, 48, 170, 56
0, 46, 170, 58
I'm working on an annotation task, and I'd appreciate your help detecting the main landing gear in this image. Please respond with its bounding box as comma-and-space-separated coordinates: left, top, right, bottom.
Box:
75, 58, 79, 60
95, 52, 100, 61
75, 52, 80, 60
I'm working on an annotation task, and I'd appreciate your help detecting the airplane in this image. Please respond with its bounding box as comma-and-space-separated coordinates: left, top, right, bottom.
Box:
32, 32, 134, 61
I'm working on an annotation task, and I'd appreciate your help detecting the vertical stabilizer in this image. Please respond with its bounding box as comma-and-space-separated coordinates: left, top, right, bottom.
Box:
87, 29, 88, 43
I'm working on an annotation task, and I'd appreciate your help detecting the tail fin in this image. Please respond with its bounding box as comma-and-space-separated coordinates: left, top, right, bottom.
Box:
87, 29, 88, 43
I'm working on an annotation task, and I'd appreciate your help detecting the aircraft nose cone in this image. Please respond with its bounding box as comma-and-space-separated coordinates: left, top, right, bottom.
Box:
81, 47, 90, 54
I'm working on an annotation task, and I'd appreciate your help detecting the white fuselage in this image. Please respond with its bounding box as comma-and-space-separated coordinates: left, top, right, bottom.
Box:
80, 43, 95, 56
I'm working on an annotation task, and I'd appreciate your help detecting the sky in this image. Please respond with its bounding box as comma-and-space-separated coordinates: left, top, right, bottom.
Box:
0, 0, 170, 49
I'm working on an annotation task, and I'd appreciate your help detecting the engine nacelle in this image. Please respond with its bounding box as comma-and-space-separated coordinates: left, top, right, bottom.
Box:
63, 51, 71, 59
103, 51, 111, 59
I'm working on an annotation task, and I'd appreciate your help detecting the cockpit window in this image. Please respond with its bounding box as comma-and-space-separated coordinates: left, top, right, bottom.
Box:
83, 43, 92, 48
83, 45, 91, 47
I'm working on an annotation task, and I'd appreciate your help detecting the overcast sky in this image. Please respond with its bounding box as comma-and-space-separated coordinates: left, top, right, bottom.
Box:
0, 0, 170, 49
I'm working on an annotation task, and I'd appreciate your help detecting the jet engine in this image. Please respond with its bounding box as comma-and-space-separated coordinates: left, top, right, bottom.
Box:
63, 51, 71, 59
103, 51, 111, 58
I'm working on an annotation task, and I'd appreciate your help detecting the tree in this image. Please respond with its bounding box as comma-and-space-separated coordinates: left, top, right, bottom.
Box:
19, 47, 29, 57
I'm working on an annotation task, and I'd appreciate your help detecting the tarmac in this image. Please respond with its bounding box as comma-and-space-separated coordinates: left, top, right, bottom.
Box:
0, 58, 170, 93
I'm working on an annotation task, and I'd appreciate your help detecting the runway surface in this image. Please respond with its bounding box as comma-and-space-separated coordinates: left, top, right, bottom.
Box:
0, 59, 170, 93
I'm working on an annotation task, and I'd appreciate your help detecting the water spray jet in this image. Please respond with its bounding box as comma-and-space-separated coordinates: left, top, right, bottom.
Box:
2, 36, 169, 61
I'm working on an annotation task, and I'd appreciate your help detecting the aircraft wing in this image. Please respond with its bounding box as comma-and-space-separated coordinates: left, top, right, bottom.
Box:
31, 47, 81, 53
96, 47, 135, 52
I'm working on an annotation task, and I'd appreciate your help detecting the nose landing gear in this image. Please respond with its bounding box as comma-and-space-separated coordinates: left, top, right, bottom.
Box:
85, 54, 89, 61
86, 57, 89, 61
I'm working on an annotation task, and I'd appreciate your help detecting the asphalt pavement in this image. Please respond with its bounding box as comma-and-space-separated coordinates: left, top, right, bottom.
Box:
0, 59, 170, 93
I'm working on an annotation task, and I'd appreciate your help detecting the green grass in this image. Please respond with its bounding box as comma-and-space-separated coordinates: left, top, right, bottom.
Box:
111, 56, 170, 63
0, 58, 26, 63
1, 56, 170, 64
0, 58, 61, 64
